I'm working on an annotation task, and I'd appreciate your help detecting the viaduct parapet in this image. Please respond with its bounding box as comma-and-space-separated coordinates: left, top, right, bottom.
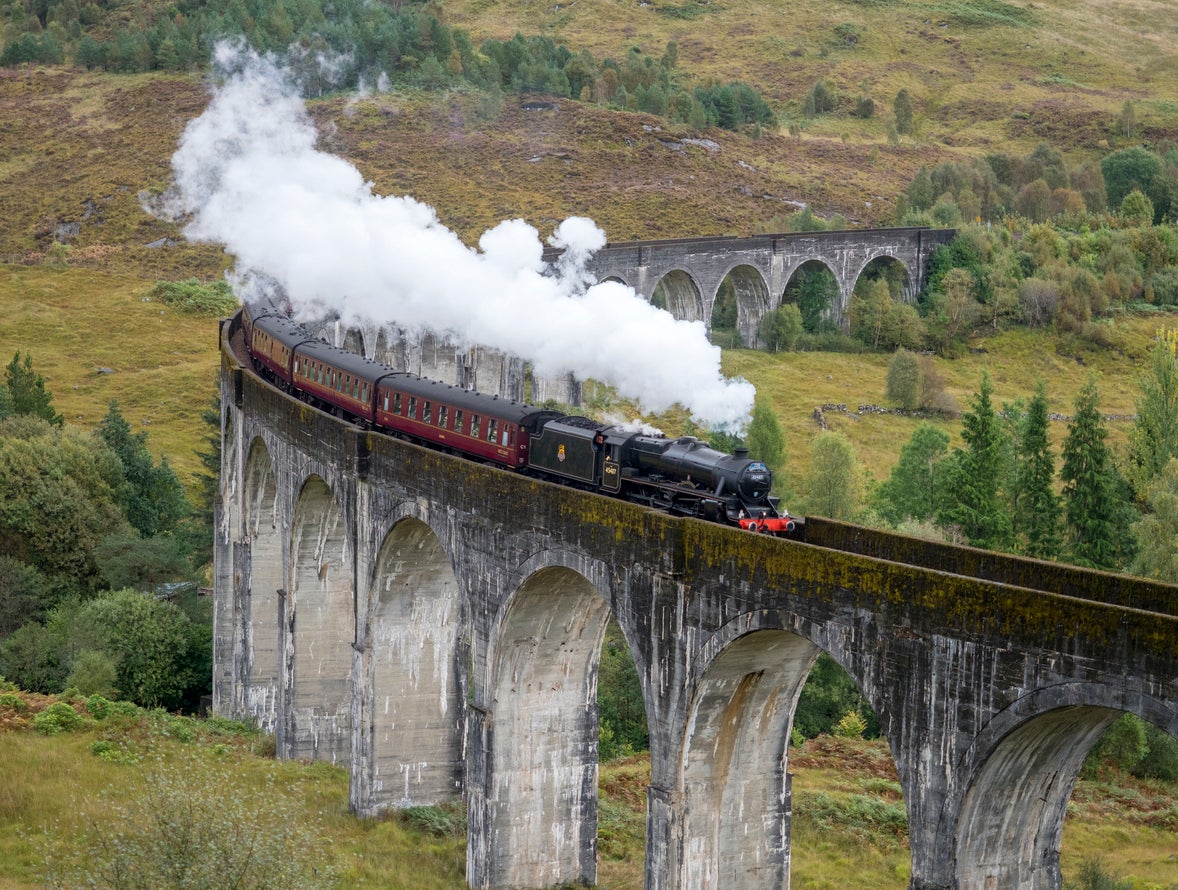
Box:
215, 314, 1177, 890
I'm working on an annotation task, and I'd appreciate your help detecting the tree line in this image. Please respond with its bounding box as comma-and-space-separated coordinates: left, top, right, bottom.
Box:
0, 0, 774, 132
0, 352, 218, 710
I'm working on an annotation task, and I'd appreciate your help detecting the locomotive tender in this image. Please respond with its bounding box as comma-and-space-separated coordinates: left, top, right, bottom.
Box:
242, 305, 796, 535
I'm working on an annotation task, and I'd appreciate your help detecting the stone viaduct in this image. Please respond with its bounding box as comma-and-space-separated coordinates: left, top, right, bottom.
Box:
546, 226, 956, 345
311, 227, 956, 407
215, 313, 1178, 890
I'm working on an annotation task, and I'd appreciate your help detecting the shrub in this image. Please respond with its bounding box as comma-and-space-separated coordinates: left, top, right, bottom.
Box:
146, 278, 238, 316
46, 752, 334, 889
401, 803, 466, 837
0, 692, 27, 711
833, 709, 868, 738
886, 348, 921, 410
33, 701, 85, 735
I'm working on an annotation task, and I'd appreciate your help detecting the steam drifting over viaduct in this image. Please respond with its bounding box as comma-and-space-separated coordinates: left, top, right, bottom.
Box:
216, 310, 1178, 890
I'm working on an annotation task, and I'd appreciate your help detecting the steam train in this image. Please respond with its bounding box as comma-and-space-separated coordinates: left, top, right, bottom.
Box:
241, 305, 797, 535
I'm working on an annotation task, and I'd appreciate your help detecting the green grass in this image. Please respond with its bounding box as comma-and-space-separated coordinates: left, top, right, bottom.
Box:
4, 699, 1172, 890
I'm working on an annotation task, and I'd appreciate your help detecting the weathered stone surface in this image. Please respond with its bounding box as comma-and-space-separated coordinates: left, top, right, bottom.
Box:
546, 227, 956, 340
216, 314, 1178, 890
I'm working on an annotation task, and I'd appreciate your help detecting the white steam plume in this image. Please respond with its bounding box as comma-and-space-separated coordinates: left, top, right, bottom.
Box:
164, 43, 756, 430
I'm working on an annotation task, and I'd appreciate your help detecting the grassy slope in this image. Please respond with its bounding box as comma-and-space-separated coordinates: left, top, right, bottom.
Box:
2, 3, 1178, 887
2, 702, 1174, 890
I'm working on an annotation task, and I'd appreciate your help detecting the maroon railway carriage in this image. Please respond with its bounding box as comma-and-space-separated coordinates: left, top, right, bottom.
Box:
290, 339, 388, 423
245, 311, 316, 388
374, 375, 559, 469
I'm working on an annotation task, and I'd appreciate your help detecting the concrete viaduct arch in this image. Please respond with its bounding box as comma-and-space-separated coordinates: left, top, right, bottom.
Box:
563, 227, 955, 342
215, 316, 1177, 890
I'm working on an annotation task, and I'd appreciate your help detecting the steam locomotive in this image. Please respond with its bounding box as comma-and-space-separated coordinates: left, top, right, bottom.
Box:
241, 305, 796, 535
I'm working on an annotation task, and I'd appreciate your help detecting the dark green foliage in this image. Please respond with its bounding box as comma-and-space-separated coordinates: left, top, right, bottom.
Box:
871, 423, 950, 525
0, 417, 131, 595
33, 701, 85, 735
5, 352, 62, 427
803, 80, 838, 117
786, 265, 839, 332
1101, 147, 1168, 223
1129, 458, 1178, 583
147, 278, 238, 316
95, 532, 193, 591
1011, 382, 1061, 559
401, 804, 466, 837
1063, 858, 1135, 890
76, 588, 197, 709
97, 401, 190, 538
0, 555, 54, 637
597, 619, 647, 759
936, 372, 1013, 549
885, 348, 921, 411
758, 304, 803, 352
1125, 341, 1178, 501
892, 88, 914, 136
793, 653, 880, 739
1060, 376, 1134, 570
747, 400, 785, 476
694, 80, 776, 130
709, 280, 738, 333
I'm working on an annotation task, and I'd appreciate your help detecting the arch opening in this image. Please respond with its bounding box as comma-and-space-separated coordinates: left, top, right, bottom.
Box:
242, 437, 281, 732
289, 475, 353, 765
652, 270, 704, 323
718, 265, 769, 348
781, 260, 840, 335
956, 705, 1120, 890
359, 516, 462, 814
678, 630, 820, 890
484, 565, 612, 888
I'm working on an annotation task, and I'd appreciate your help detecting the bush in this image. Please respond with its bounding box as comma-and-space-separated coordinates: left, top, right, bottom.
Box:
0, 692, 27, 711
33, 701, 85, 735
146, 278, 238, 316
886, 348, 921, 410
45, 752, 334, 889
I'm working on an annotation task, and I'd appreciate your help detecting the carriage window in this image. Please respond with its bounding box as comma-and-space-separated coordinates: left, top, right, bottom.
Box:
507, 428, 516, 446
336, 373, 343, 392
437, 405, 448, 428
487, 419, 498, 443
316, 364, 322, 383
293, 359, 300, 374
393, 392, 402, 415
383, 393, 389, 411
453, 409, 463, 432
353, 380, 359, 399
470, 414, 480, 438
422, 401, 432, 424
361, 384, 368, 402
501, 427, 510, 446
408, 397, 417, 419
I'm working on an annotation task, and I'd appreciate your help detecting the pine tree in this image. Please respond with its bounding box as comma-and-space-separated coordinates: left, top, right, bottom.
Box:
97, 401, 190, 538
1125, 334, 1178, 502
872, 423, 949, 525
1011, 381, 1061, 559
1060, 376, 1131, 570
5, 352, 63, 427
936, 371, 1012, 550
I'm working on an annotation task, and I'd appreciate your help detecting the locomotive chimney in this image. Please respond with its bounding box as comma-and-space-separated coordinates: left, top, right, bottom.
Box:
734, 447, 749, 459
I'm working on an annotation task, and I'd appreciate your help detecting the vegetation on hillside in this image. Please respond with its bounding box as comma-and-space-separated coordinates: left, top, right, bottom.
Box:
0, 357, 214, 711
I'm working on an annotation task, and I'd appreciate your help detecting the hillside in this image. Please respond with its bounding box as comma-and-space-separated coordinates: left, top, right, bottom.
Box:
2, 0, 1177, 482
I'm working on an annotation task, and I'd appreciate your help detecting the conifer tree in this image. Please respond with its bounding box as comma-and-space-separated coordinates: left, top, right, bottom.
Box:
97, 401, 190, 538
5, 352, 63, 427
936, 371, 1012, 550
872, 423, 949, 525
1012, 381, 1061, 559
1126, 332, 1178, 502
1060, 376, 1132, 570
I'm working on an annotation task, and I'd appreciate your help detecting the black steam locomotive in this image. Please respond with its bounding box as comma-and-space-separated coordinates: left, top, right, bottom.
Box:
241, 305, 796, 535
